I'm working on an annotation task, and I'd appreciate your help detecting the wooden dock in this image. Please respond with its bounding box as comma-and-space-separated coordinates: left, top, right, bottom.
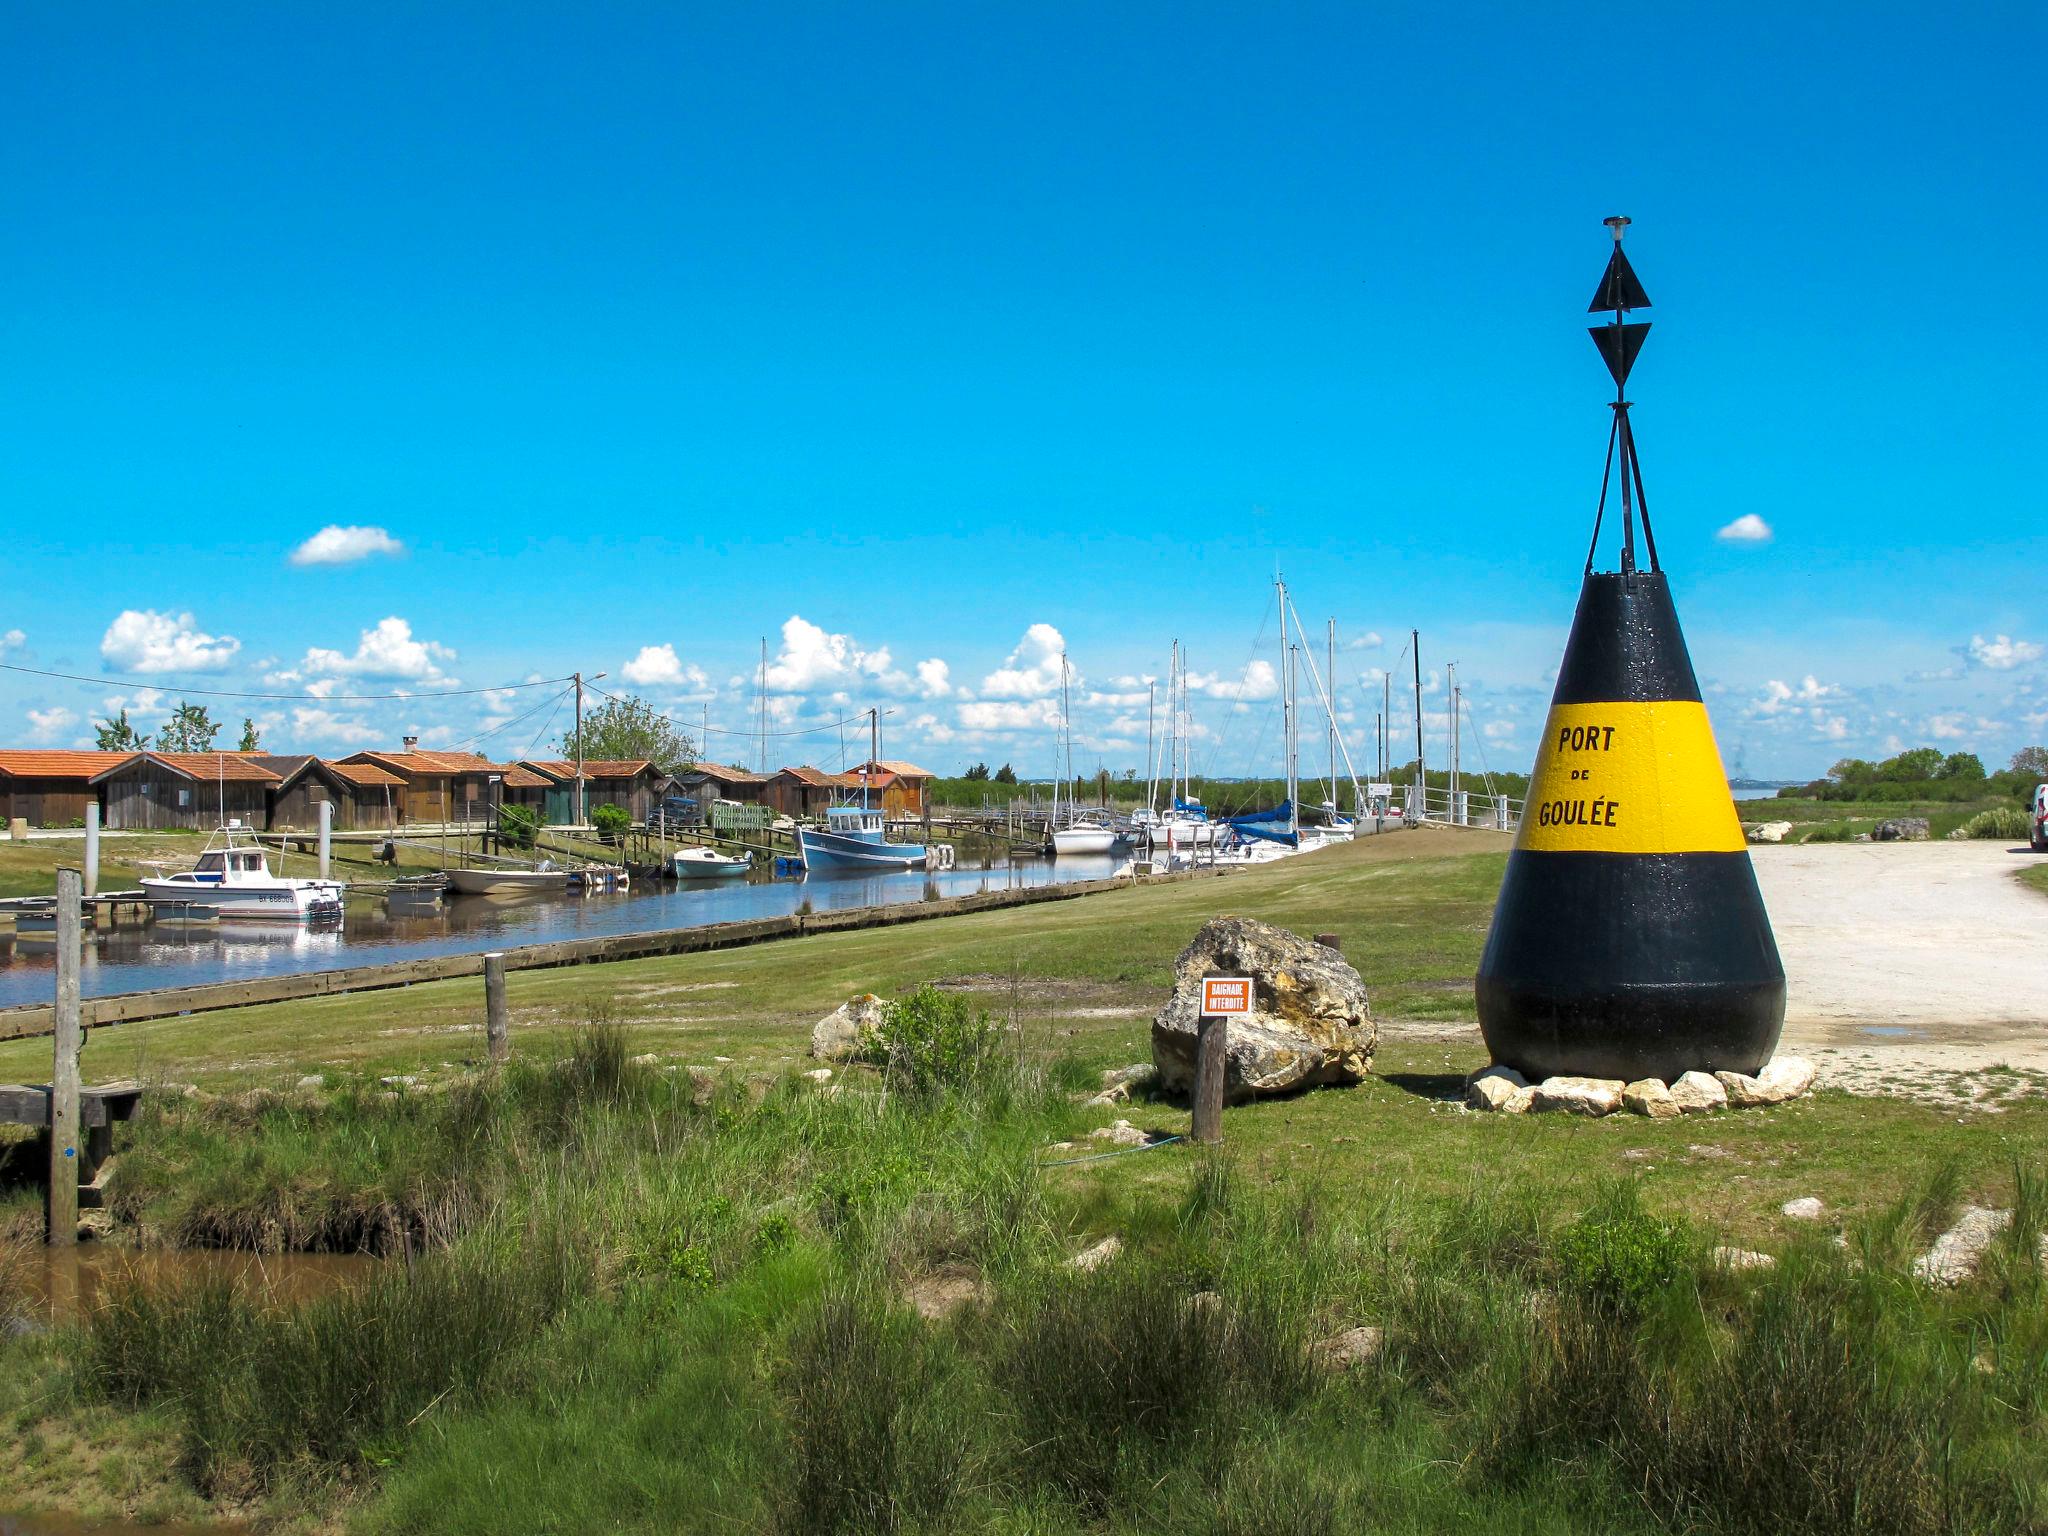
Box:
0, 1078, 144, 1205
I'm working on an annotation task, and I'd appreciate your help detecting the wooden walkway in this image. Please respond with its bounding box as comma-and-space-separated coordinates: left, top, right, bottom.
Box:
0, 1079, 144, 1203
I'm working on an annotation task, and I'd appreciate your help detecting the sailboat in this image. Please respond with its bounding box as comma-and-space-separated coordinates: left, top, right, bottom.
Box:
1048, 653, 1118, 856
1147, 642, 1216, 850
797, 710, 932, 870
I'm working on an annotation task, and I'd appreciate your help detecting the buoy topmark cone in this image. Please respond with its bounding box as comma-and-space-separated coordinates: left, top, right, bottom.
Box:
1475, 220, 1785, 1084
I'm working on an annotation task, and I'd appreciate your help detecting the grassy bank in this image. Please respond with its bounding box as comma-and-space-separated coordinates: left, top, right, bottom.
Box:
3, 830, 2046, 1531
1737, 795, 2013, 842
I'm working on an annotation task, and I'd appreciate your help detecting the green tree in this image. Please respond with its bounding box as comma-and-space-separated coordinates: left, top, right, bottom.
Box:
562, 694, 695, 774
993, 763, 1017, 785
2010, 746, 2048, 780
590, 803, 631, 840
156, 701, 220, 753
1877, 747, 1942, 782
95, 709, 146, 751
238, 717, 262, 752
963, 762, 990, 781
1936, 751, 1985, 781
1827, 758, 1875, 785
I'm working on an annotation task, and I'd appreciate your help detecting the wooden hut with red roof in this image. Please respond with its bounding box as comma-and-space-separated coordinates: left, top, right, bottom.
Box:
0, 750, 135, 827
847, 758, 935, 820
255, 755, 407, 831
765, 765, 862, 821
93, 751, 283, 830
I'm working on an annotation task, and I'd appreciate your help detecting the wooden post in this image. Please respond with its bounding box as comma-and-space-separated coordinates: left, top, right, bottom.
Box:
83, 803, 100, 899
1314, 932, 1341, 952
1192, 1013, 1226, 1145
484, 951, 509, 1064
48, 867, 82, 1246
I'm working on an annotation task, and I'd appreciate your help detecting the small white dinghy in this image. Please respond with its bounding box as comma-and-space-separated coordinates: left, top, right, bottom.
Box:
140, 823, 345, 920
672, 846, 752, 879
444, 862, 573, 895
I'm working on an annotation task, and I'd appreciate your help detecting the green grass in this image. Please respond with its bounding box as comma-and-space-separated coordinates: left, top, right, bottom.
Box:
1738, 795, 2010, 841
5, 829, 2047, 1531
2020, 863, 2048, 899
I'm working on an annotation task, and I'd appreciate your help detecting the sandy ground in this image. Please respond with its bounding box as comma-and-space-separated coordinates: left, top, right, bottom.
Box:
1756, 841, 2048, 1103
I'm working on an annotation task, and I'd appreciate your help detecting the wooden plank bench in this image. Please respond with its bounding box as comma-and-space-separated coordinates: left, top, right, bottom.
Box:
0, 1079, 144, 1199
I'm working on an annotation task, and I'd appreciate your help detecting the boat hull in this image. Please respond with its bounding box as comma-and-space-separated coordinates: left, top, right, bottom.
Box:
1146, 822, 1216, 849
1050, 828, 1117, 856
672, 852, 750, 879
797, 826, 928, 869
139, 878, 345, 920
444, 869, 574, 896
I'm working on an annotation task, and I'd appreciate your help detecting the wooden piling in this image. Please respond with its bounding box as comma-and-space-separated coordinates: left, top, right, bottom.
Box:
1192, 1013, 1226, 1145
1314, 932, 1341, 951
484, 951, 508, 1064
47, 868, 82, 1246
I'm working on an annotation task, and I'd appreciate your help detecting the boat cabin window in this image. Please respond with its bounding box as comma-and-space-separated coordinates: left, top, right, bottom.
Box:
827, 807, 882, 832
195, 853, 225, 873
233, 853, 262, 872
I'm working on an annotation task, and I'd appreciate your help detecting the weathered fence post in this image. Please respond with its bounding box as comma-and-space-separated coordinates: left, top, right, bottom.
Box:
48, 867, 82, 1246
484, 951, 509, 1064
83, 804, 100, 899
1192, 1013, 1226, 1145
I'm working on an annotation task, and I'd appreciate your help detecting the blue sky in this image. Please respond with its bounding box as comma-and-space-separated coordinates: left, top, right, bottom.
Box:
5, 3, 2043, 782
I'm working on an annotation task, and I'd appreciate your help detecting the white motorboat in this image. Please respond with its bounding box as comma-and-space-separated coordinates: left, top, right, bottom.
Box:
1146, 811, 1217, 850
1050, 820, 1117, 856
444, 863, 573, 896
139, 823, 345, 920
672, 846, 752, 879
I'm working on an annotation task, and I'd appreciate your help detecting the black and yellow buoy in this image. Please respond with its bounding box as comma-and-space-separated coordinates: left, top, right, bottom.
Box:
1475, 217, 1786, 1084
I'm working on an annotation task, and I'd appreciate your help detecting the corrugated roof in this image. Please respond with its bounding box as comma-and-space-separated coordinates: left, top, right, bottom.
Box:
342, 750, 516, 777
327, 761, 406, 788
775, 765, 860, 788
0, 750, 140, 779
516, 759, 657, 782
853, 759, 934, 780
682, 764, 771, 785
94, 752, 283, 784
500, 766, 550, 788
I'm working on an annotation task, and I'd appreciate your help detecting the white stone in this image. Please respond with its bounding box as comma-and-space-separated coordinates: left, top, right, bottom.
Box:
295, 1074, 325, 1091
1748, 820, 1793, 844
1781, 1196, 1825, 1221
1102, 1062, 1156, 1092
630, 1053, 661, 1066
803, 1067, 833, 1083
1088, 1119, 1149, 1148
1466, 1065, 1529, 1113
1068, 1235, 1123, 1272
1712, 1245, 1777, 1273
1530, 1076, 1626, 1116
1670, 1071, 1728, 1114
1717, 1055, 1816, 1108
1912, 1206, 2013, 1286
811, 994, 888, 1061
1623, 1078, 1680, 1119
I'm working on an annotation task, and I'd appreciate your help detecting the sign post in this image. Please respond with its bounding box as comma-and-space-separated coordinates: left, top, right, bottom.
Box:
1193, 976, 1251, 1145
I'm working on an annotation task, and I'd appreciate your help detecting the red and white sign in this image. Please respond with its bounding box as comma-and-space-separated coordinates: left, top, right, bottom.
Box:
1200, 976, 1253, 1016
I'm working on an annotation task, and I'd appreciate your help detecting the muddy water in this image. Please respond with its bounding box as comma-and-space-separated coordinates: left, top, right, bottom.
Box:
14, 1244, 378, 1323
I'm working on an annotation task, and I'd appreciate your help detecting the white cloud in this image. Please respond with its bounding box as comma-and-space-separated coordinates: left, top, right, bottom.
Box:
1483, 719, 1517, 739
958, 698, 1060, 731
290, 707, 382, 745
1186, 659, 1279, 702
915, 658, 952, 698
1716, 514, 1773, 543
1927, 712, 1970, 741
26, 706, 76, 742
299, 617, 456, 684
980, 623, 1067, 699
764, 615, 899, 692
1752, 675, 1838, 716
0, 629, 23, 655
100, 610, 242, 673
289, 525, 405, 567
620, 644, 712, 691
1345, 631, 1385, 651
1965, 634, 2041, 671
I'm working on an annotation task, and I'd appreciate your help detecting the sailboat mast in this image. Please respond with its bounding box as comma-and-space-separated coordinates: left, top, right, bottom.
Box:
1326, 617, 1338, 813
867, 707, 878, 811
1411, 628, 1425, 819
1145, 679, 1157, 816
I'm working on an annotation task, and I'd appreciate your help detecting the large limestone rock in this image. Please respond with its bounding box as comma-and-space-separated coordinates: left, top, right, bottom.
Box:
811, 994, 888, 1061
1151, 917, 1373, 1103
1873, 817, 1930, 842
1747, 820, 1793, 844
1466, 1065, 1533, 1113
1531, 1076, 1626, 1116
1716, 1055, 1816, 1108
1623, 1078, 1681, 1119
1670, 1071, 1728, 1114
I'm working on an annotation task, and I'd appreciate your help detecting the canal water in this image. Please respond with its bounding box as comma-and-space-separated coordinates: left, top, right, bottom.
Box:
0, 852, 1125, 1008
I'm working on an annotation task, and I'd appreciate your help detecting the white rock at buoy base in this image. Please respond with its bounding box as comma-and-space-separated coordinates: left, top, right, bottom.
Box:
1669, 1071, 1728, 1114
1466, 1065, 1531, 1113
1531, 1076, 1627, 1116
1623, 1078, 1680, 1119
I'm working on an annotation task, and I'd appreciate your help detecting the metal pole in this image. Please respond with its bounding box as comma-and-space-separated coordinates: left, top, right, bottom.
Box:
1192, 1012, 1226, 1145
318, 799, 331, 880
83, 803, 99, 899
1411, 630, 1424, 819
47, 867, 82, 1245
1449, 664, 1461, 822
572, 672, 586, 828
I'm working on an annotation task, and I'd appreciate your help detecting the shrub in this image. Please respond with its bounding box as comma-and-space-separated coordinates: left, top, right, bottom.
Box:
873, 985, 1007, 1097
590, 802, 630, 839
1552, 1184, 1689, 1316
1957, 806, 2029, 840
497, 803, 540, 849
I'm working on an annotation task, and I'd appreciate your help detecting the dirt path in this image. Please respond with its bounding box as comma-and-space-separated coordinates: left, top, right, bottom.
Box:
1755, 841, 2048, 1101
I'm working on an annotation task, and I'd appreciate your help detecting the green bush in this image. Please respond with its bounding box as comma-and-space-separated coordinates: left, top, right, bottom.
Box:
590, 803, 630, 838
873, 984, 1008, 1097
497, 803, 541, 849
1958, 806, 2030, 840
1552, 1185, 1689, 1315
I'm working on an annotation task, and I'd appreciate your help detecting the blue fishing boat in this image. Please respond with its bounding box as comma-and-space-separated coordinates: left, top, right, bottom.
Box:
795, 710, 932, 871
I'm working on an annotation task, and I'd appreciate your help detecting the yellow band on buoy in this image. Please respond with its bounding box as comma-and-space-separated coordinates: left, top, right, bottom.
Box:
1517, 700, 1745, 854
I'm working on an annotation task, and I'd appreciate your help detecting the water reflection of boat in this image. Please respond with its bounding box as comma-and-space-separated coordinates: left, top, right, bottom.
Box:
139, 822, 345, 920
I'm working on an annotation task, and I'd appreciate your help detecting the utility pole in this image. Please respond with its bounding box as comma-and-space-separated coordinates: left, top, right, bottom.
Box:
1382, 671, 1391, 781
1411, 629, 1425, 820
757, 638, 768, 775
1449, 662, 1462, 824
572, 672, 585, 827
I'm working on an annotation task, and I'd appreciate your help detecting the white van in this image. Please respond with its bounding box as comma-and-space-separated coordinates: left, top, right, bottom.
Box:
2034, 784, 2048, 852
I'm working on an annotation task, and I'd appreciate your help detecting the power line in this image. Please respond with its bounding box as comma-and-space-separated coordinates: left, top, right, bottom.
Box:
0, 660, 575, 704
582, 678, 882, 741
